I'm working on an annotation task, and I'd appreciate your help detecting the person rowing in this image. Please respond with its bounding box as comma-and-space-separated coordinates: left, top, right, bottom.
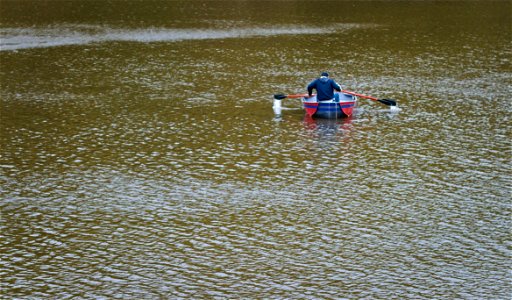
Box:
306, 72, 342, 101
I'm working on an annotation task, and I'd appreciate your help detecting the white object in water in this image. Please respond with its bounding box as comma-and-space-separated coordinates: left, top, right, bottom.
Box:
273, 99, 282, 116
389, 105, 401, 112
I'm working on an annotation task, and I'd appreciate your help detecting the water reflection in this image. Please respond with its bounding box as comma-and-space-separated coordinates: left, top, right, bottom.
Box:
302, 115, 354, 142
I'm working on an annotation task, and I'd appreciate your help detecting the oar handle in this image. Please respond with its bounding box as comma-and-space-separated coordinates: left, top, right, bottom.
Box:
341, 90, 378, 101
287, 93, 311, 98
342, 90, 396, 106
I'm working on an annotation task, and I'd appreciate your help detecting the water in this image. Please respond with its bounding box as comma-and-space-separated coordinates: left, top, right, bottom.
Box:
1, 1, 511, 299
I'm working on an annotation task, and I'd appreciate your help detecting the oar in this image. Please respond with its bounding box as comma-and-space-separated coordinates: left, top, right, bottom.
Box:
341, 90, 397, 106
273, 93, 310, 100
274, 91, 396, 106
273, 93, 308, 116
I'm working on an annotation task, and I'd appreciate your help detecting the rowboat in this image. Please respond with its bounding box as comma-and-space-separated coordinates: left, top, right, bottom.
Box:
273, 90, 396, 119
302, 92, 357, 118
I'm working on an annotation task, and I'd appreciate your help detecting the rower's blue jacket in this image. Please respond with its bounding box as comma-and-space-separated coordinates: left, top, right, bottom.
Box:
307, 76, 342, 100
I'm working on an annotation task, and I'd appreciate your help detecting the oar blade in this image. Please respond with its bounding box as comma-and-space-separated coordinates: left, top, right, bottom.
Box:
378, 98, 397, 106
273, 94, 287, 100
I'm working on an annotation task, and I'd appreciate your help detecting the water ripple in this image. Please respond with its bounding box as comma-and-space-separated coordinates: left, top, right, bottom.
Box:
1, 2, 510, 298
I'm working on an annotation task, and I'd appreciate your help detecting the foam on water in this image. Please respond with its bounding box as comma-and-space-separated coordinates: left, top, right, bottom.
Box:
389, 105, 401, 112
0, 23, 369, 51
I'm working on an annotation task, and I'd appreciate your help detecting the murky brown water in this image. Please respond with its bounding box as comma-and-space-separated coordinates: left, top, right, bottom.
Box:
1, 1, 511, 299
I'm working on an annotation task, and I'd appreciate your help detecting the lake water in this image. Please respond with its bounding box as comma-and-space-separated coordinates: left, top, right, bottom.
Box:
1, 1, 510, 299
